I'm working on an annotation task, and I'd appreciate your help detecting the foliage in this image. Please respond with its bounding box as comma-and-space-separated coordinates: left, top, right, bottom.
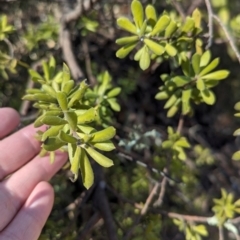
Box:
2, 0, 240, 239
23, 58, 119, 189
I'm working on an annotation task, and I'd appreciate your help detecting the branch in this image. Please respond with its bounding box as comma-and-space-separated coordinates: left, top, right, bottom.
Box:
204, 0, 214, 49
59, 0, 100, 80
213, 14, 240, 64
92, 165, 118, 240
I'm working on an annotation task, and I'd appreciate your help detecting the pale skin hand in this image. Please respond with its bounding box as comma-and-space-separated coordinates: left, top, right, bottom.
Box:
0, 108, 68, 240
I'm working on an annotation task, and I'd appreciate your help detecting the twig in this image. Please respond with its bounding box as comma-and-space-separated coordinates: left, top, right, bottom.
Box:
141, 183, 160, 215
60, 0, 100, 80
187, 0, 203, 15
82, 39, 97, 85
213, 14, 240, 64
219, 225, 224, 240
177, 114, 184, 134
77, 212, 102, 239
170, 0, 186, 20
3, 38, 14, 58
154, 175, 168, 207
92, 165, 118, 240
123, 183, 160, 240
19, 59, 44, 115
204, 0, 214, 49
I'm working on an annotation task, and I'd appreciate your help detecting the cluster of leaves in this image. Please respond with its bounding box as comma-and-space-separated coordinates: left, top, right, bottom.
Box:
232, 102, 240, 160
77, 16, 99, 36
115, 0, 202, 70
212, 189, 240, 225
155, 50, 229, 117
23, 16, 59, 51
22, 57, 119, 189
161, 127, 190, 161
173, 219, 208, 240
0, 15, 14, 40
0, 15, 17, 79
84, 71, 121, 126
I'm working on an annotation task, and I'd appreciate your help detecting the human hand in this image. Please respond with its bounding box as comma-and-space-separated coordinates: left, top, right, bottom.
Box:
0, 108, 68, 240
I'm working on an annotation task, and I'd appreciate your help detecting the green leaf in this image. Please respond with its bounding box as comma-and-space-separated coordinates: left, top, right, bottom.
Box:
192, 225, 208, 236
42, 61, 50, 81
43, 137, 65, 151
164, 93, 178, 109
134, 47, 144, 61
192, 53, 201, 74
85, 146, 113, 167
59, 131, 77, 144
233, 128, 240, 136
68, 81, 88, 107
201, 89, 215, 105
172, 76, 191, 87
167, 105, 179, 117
182, 89, 192, 115
68, 143, 77, 164
165, 43, 177, 57
62, 80, 74, 95
175, 138, 190, 148
77, 108, 95, 124
42, 84, 56, 97
117, 17, 137, 34
144, 39, 165, 55
42, 125, 65, 141
79, 149, 94, 189
199, 58, 219, 76
232, 150, 240, 161
65, 111, 77, 130
192, 8, 202, 28
107, 87, 121, 98
91, 126, 116, 143
28, 69, 43, 82
164, 20, 178, 37
116, 36, 139, 45
131, 0, 144, 29
70, 146, 81, 182
32, 93, 57, 103
92, 141, 115, 151
181, 17, 195, 33
140, 45, 150, 70
155, 91, 169, 100
139, 19, 147, 36
116, 42, 137, 59
108, 98, 121, 111
145, 5, 157, 25
41, 116, 67, 125
196, 78, 205, 91
234, 102, 240, 111
34, 115, 45, 127
201, 70, 229, 80
56, 91, 68, 111
200, 50, 211, 67
150, 15, 170, 36
62, 63, 71, 83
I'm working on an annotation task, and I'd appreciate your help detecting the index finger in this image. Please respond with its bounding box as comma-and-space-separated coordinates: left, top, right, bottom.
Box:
0, 108, 20, 139
0, 124, 45, 180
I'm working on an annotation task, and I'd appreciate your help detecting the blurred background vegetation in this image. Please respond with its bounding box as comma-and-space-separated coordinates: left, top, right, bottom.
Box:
1, 0, 240, 239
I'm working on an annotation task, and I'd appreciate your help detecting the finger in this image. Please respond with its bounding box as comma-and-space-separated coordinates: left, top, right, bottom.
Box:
0, 124, 46, 180
0, 182, 54, 240
0, 151, 67, 230
0, 108, 20, 139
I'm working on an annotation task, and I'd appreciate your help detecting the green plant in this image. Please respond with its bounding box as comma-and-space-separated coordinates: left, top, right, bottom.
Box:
23, 57, 118, 189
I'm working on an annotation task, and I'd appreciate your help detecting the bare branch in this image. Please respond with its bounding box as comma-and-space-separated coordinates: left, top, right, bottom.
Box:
213, 14, 240, 64
204, 0, 214, 49
60, 0, 100, 80
92, 165, 118, 240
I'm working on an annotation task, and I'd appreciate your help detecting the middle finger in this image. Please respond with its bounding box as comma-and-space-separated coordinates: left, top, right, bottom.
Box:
0, 151, 67, 231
